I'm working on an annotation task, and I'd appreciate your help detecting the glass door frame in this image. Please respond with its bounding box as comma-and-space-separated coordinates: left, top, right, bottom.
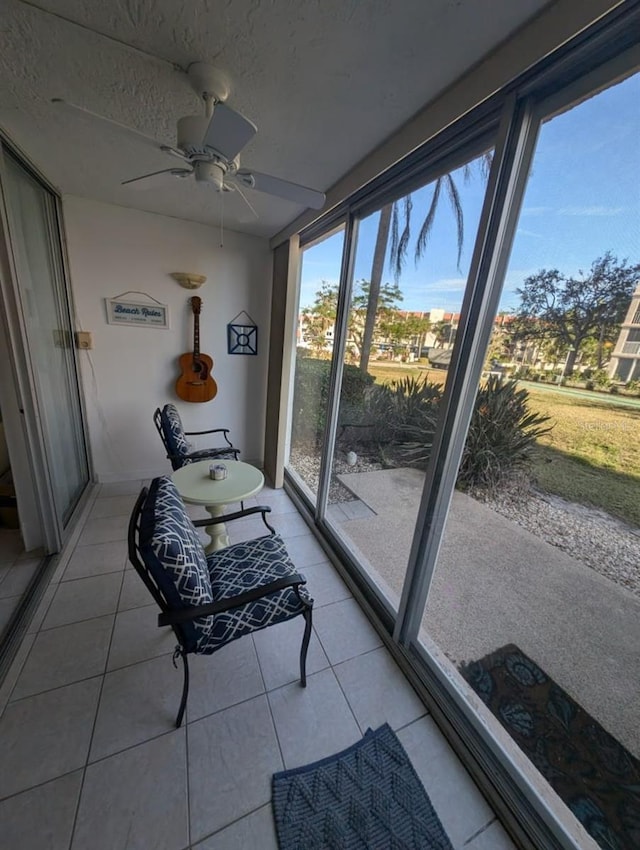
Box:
0, 135, 93, 552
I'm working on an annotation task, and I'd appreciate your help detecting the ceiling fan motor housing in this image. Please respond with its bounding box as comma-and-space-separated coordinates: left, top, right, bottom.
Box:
177, 115, 211, 153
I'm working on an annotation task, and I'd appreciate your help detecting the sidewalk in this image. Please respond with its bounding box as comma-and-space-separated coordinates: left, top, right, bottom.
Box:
335, 468, 640, 758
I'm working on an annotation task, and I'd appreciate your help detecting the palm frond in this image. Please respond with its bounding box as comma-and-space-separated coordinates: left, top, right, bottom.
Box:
415, 178, 442, 262
390, 202, 399, 280
394, 195, 412, 279
445, 174, 464, 270
480, 150, 494, 179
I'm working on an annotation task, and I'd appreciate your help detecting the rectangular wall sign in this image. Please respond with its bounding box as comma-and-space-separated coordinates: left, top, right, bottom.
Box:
106, 299, 169, 328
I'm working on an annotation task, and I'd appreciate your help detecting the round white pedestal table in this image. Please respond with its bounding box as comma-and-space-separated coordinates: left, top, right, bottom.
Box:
171, 460, 264, 553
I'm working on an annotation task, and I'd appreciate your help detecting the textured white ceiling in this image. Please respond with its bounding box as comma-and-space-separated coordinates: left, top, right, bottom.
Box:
0, 0, 552, 237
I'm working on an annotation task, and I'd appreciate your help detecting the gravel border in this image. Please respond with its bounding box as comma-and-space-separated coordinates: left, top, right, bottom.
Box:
474, 480, 640, 597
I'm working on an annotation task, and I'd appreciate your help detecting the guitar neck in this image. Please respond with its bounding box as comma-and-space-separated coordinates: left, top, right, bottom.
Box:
193, 312, 200, 361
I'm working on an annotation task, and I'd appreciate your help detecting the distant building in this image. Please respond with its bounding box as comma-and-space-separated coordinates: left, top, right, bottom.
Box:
608, 283, 640, 382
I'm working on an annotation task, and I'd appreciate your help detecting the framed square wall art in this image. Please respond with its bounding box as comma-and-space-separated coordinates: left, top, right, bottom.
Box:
227, 311, 258, 355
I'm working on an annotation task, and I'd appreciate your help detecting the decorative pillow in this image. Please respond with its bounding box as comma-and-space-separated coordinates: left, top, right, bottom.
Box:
139, 476, 213, 651
160, 404, 189, 458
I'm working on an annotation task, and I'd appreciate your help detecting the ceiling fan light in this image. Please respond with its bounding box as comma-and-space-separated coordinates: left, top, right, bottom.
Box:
194, 161, 225, 190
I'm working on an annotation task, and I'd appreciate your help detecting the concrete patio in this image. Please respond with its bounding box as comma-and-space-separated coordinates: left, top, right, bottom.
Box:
334, 468, 640, 759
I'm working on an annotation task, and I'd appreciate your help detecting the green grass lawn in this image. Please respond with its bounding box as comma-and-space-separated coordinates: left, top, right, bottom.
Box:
367, 363, 640, 526
525, 388, 639, 527
367, 361, 447, 387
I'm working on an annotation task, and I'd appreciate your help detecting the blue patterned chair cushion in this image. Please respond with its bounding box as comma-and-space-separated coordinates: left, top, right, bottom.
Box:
139, 476, 213, 652
160, 404, 190, 458
180, 447, 238, 464
160, 405, 236, 469
196, 534, 312, 654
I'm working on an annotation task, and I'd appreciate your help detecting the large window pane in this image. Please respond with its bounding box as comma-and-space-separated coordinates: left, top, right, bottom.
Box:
322, 150, 493, 608
286, 227, 345, 503
420, 71, 640, 850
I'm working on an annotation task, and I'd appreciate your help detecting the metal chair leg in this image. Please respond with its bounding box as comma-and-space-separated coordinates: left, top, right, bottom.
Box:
300, 608, 312, 687
175, 652, 190, 728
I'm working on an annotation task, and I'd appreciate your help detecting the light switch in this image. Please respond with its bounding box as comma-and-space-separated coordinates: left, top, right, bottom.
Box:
75, 331, 93, 350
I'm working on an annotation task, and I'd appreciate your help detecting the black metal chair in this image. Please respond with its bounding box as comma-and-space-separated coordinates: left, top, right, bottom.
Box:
127, 475, 313, 727
153, 403, 240, 471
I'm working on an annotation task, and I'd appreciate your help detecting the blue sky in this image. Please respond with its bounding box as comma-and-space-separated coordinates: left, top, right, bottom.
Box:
299, 70, 639, 314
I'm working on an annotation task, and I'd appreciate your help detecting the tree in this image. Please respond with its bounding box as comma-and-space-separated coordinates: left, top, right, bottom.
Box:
349, 279, 403, 359
431, 320, 456, 349
511, 253, 640, 375
301, 281, 338, 356
301, 278, 402, 361
356, 152, 493, 372
360, 204, 392, 373
378, 312, 431, 359
389, 151, 493, 280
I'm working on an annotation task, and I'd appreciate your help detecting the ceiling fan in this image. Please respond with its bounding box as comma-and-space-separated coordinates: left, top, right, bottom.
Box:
51, 62, 326, 217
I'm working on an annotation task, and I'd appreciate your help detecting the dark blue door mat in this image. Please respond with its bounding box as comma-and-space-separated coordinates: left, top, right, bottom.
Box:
272, 723, 454, 849
459, 644, 640, 850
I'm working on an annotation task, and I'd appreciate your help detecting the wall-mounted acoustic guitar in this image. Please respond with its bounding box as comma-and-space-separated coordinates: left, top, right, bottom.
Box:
175, 296, 218, 403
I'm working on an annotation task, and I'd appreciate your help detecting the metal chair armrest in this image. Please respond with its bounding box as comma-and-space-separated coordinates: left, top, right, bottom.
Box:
184, 428, 234, 448
192, 505, 274, 534
158, 572, 307, 626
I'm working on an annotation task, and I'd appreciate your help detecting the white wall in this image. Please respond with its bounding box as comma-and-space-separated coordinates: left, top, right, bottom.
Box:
62, 197, 272, 482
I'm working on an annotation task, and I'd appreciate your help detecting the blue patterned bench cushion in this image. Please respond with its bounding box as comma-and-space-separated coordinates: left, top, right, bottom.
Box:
139, 476, 213, 652
160, 404, 190, 458
196, 534, 312, 654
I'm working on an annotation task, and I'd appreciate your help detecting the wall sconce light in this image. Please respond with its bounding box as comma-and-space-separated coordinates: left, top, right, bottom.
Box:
170, 272, 207, 290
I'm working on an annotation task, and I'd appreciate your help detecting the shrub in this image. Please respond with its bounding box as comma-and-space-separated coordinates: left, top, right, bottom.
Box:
593, 369, 610, 389
290, 356, 374, 446
368, 376, 442, 464
457, 376, 552, 490
585, 379, 595, 391
609, 384, 619, 394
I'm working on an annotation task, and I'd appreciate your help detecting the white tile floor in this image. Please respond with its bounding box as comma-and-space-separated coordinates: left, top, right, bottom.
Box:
0, 479, 517, 850
0, 529, 43, 635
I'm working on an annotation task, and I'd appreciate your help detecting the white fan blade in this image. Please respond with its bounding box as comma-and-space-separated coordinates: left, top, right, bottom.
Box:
51, 98, 185, 159
121, 167, 192, 187
232, 183, 259, 222
236, 169, 325, 209
202, 103, 257, 161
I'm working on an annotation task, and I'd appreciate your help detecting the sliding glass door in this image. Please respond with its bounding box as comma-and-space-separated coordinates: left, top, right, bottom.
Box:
287, 226, 346, 506
1, 151, 89, 534
322, 148, 494, 614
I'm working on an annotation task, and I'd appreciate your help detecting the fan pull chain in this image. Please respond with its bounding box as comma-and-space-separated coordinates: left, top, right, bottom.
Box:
219, 187, 224, 248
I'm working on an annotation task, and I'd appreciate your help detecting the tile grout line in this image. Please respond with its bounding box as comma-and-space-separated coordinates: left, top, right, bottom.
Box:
67, 565, 128, 850
192, 802, 272, 847
185, 699, 192, 849
329, 650, 370, 738
4, 640, 174, 707
252, 633, 288, 776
